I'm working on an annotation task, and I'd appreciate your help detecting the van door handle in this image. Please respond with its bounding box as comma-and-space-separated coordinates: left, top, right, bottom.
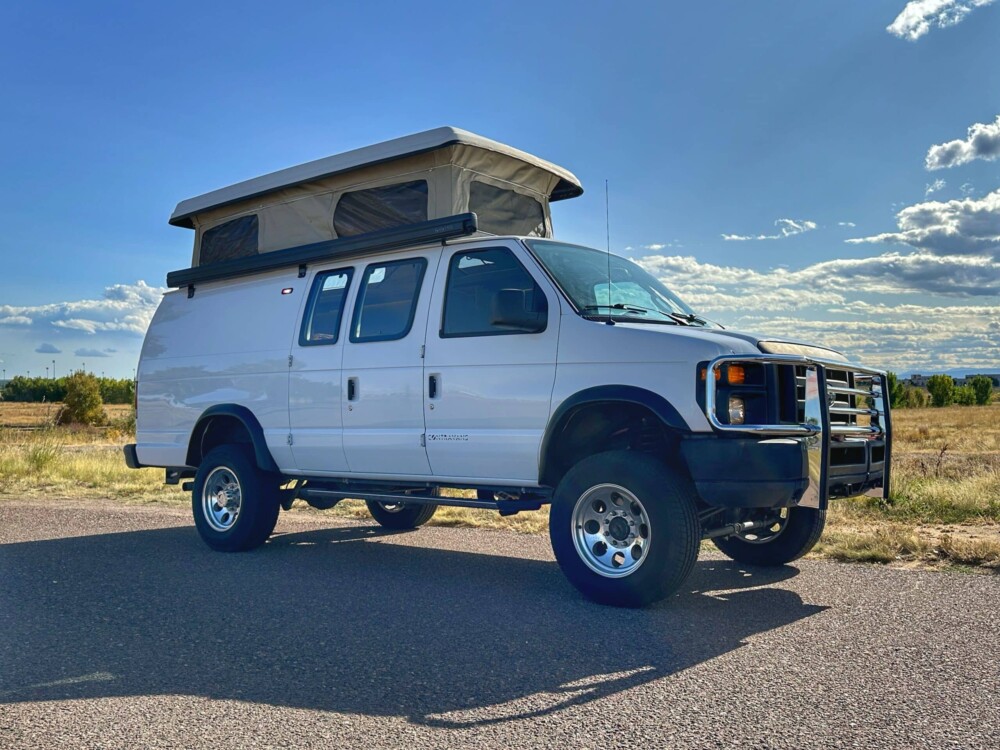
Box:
428, 374, 439, 399
347, 377, 358, 401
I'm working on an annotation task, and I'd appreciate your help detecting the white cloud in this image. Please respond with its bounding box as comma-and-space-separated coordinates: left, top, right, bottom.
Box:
925, 178, 947, 196
722, 218, 817, 241
838, 221, 857, 228
926, 114, 1000, 170
961, 182, 976, 196
887, 0, 996, 41
35, 343, 62, 354
846, 188, 1000, 257
74, 348, 110, 358
633, 252, 1000, 372
725, 308, 1000, 372
0, 281, 165, 336
638, 250, 1000, 305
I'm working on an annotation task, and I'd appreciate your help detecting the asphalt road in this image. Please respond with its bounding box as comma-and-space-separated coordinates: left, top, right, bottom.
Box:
1, 499, 998, 749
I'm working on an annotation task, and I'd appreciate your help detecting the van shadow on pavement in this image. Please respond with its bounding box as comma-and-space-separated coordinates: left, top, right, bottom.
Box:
0, 523, 825, 727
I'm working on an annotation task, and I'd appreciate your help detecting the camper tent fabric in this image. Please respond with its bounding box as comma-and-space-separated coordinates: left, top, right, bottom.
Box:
171, 128, 583, 267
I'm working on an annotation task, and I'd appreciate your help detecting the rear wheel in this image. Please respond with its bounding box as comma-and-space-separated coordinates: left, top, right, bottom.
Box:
366, 499, 438, 529
549, 451, 700, 608
712, 506, 826, 566
192, 445, 281, 552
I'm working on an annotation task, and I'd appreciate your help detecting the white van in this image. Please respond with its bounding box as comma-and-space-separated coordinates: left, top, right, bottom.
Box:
126, 127, 891, 607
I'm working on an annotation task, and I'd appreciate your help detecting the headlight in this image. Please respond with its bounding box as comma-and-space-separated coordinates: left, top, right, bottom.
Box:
728, 396, 745, 424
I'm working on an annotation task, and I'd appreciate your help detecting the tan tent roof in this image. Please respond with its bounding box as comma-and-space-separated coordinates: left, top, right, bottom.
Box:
169, 127, 583, 228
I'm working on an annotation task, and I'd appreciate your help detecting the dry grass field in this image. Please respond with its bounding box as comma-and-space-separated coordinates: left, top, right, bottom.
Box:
1, 401, 998, 570
0, 402, 133, 428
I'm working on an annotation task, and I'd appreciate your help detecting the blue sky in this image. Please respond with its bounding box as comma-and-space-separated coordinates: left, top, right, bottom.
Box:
1, 0, 998, 378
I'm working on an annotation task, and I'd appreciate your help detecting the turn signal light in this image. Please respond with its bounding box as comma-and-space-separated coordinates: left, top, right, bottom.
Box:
700, 365, 747, 384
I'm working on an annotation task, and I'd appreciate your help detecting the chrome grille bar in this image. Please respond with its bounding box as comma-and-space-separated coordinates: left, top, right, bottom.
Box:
704, 353, 891, 506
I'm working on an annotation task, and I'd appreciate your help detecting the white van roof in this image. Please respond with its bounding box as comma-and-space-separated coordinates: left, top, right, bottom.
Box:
169, 127, 583, 229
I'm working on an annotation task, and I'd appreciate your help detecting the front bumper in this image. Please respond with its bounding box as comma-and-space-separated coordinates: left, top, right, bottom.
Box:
694, 354, 891, 510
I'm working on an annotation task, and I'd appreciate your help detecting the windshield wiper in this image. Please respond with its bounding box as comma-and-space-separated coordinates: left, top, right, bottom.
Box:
668, 311, 713, 327
580, 303, 649, 315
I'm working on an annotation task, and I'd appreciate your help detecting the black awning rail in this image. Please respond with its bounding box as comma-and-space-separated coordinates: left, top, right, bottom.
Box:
166, 213, 479, 289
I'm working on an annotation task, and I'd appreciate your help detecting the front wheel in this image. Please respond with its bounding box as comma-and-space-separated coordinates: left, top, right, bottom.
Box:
712, 506, 826, 566
192, 445, 281, 552
549, 451, 700, 608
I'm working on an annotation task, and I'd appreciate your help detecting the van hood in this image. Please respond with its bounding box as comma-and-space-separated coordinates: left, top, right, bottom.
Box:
609, 322, 848, 361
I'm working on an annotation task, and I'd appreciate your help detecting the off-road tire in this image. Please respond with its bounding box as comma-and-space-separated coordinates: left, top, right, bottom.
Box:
192, 444, 281, 552
549, 450, 700, 608
712, 507, 826, 566
366, 500, 438, 529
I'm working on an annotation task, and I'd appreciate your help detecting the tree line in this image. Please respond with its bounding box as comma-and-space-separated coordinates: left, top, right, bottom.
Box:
0, 374, 135, 405
886, 372, 994, 408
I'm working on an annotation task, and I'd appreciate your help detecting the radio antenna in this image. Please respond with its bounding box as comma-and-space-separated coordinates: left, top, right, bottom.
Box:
605, 179, 614, 326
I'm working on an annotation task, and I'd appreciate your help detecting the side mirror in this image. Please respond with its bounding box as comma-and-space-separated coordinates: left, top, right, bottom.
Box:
491, 288, 547, 332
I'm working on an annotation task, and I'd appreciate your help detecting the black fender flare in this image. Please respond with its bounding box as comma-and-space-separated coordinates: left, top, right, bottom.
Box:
539, 385, 692, 484
186, 404, 280, 473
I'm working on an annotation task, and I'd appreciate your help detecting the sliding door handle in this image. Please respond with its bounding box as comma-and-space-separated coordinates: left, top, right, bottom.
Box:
347, 377, 358, 401
428, 374, 439, 399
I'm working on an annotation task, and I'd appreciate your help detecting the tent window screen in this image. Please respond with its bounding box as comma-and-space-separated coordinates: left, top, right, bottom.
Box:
200, 215, 259, 265
441, 248, 547, 337
300, 269, 353, 346
334, 180, 429, 237
469, 182, 545, 237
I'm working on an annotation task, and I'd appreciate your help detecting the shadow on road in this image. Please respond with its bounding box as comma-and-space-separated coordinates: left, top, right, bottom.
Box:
0, 523, 825, 726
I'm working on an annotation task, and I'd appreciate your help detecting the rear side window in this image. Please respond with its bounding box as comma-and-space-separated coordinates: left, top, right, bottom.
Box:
300, 269, 354, 346
469, 182, 545, 237
334, 180, 429, 237
200, 215, 259, 264
350, 258, 427, 343
441, 248, 547, 337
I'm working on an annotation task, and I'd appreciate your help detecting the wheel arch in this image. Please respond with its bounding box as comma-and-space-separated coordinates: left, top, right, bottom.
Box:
539, 385, 692, 487
186, 404, 280, 473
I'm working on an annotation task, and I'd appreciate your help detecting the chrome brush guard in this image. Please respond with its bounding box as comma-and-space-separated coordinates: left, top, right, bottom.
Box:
704, 354, 891, 509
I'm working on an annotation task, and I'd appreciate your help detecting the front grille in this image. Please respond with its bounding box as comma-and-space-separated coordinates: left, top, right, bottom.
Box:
794, 365, 884, 437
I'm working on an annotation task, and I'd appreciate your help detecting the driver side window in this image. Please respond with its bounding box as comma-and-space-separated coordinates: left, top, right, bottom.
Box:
441, 248, 547, 337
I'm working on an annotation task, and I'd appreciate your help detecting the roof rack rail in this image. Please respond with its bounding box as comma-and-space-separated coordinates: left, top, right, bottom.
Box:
166, 213, 479, 289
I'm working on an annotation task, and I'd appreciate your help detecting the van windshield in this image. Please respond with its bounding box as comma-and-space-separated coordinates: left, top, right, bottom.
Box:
524, 240, 711, 326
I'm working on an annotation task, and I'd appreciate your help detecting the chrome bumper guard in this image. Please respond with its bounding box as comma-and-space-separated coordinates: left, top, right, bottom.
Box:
704, 354, 891, 509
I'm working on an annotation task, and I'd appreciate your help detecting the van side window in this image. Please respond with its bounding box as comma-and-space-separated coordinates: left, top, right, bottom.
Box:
334, 181, 429, 237
300, 269, 354, 346
350, 258, 428, 343
441, 248, 547, 337
200, 215, 259, 265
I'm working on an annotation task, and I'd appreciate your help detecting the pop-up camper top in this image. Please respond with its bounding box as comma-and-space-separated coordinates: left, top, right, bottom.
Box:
169, 127, 583, 273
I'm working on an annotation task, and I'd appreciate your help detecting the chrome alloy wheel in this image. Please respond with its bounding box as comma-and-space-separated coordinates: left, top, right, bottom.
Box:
737, 508, 790, 544
571, 484, 651, 578
201, 466, 243, 532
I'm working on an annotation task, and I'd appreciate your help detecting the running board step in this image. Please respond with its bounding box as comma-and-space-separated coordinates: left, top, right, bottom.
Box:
295, 487, 544, 515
